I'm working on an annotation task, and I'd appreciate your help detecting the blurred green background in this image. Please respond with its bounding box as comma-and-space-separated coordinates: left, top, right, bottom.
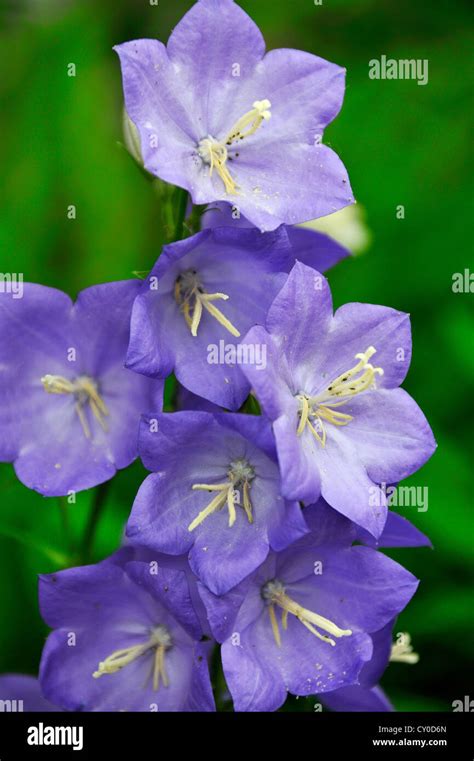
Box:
0, 0, 472, 712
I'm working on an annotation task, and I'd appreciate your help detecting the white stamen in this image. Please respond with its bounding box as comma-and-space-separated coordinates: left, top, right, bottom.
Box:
93, 626, 172, 691
41, 374, 109, 439
262, 579, 352, 648
188, 459, 255, 531
174, 270, 240, 338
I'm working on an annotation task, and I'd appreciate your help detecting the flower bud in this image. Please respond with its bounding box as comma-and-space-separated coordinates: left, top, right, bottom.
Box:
122, 107, 143, 166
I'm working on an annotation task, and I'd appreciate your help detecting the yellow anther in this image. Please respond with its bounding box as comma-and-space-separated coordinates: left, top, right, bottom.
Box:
296, 346, 384, 447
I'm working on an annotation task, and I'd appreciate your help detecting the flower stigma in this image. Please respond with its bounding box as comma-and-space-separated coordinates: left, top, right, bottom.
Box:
174, 269, 240, 338
197, 100, 272, 195
296, 346, 384, 447
262, 579, 352, 648
41, 374, 109, 439
93, 625, 172, 691
188, 458, 256, 531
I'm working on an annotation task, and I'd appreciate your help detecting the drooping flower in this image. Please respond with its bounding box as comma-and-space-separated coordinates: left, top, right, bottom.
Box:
39, 552, 215, 712
300, 204, 372, 256
114, 0, 354, 232
126, 226, 345, 410
240, 261, 436, 537
0, 674, 62, 712
127, 411, 308, 595
201, 200, 351, 273
0, 281, 163, 496
199, 500, 418, 711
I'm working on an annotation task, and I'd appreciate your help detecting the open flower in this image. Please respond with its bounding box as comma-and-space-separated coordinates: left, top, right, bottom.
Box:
127, 411, 308, 595
114, 0, 353, 232
127, 226, 345, 410
241, 262, 436, 537
0, 281, 163, 496
199, 500, 418, 712
39, 552, 214, 712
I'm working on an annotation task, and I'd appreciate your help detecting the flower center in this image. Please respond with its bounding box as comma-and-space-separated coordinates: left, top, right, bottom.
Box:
188, 458, 256, 532
92, 625, 172, 691
174, 269, 240, 338
262, 579, 352, 648
390, 632, 419, 665
296, 346, 384, 447
41, 374, 109, 440
197, 99, 272, 195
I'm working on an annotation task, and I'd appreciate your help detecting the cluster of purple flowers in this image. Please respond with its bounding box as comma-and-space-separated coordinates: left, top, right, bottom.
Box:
0, 0, 435, 712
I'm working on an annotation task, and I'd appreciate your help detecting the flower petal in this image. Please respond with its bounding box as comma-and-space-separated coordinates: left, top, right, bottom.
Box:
321, 684, 393, 712
357, 511, 432, 549
286, 226, 350, 272
343, 388, 437, 483
232, 143, 354, 231
320, 303, 412, 391
0, 675, 61, 712
168, 0, 265, 137
265, 261, 333, 377
274, 413, 322, 504
315, 426, 388, 537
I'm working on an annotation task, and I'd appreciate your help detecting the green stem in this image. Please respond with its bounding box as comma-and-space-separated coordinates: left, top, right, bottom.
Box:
153, 182, 189, 244
101, 186, 189, 566
81, 481, 110, 563
58, 496, 73, 555
0, 523, 69, 567
172, 186, 189, 242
